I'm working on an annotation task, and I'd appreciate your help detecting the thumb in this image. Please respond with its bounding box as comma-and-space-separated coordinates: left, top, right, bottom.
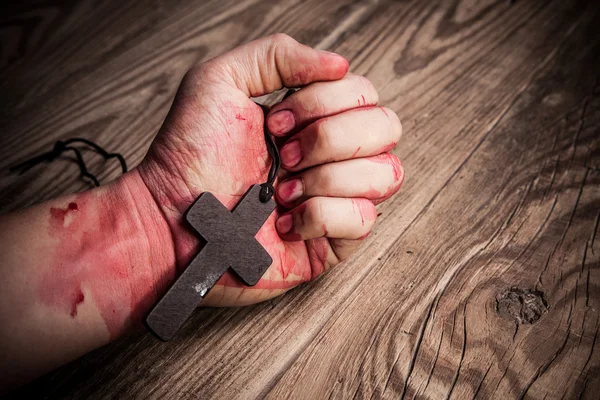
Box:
202, 34, 349, 97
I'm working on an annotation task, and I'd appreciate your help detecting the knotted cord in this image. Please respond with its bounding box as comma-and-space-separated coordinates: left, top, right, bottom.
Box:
9, 137, 127, 187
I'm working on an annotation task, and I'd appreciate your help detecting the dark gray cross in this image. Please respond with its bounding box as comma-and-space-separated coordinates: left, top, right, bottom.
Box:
146, 184, 276, 341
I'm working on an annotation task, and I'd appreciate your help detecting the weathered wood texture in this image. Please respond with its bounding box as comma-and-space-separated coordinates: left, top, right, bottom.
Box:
1, 0, 598, 399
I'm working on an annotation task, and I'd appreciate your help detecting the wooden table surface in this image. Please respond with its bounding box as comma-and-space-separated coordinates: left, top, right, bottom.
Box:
1, 0, 599, 399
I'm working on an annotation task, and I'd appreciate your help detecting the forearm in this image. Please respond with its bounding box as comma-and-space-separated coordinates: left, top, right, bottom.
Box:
0, 169, 175, 391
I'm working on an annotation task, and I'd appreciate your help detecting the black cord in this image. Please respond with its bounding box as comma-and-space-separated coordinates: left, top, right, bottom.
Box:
63, 138, 127, 174
258, 88, 297, 202
9, 138, 127, 187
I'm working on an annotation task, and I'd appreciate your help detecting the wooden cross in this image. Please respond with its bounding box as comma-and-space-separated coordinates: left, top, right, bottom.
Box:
146, 185, 276, 341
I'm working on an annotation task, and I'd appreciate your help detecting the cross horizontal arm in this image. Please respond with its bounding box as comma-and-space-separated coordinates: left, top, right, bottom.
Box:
229, 237, 274, 285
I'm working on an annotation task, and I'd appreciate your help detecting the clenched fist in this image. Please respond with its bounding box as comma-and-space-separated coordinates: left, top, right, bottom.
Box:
139, 34, 404, 306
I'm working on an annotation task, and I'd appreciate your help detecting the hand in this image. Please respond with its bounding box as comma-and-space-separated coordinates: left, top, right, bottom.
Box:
138, 34, 404, 306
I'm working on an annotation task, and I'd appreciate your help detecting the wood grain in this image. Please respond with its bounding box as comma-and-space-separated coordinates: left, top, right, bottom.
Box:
267, 3, 600, 398
1, 0, 598, 399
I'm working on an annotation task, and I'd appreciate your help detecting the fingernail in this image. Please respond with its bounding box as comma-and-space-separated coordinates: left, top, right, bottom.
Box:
280, 140, 302, 168
277, 178, 303, 203
276, 214, 293, 234
268, 110, 295, 135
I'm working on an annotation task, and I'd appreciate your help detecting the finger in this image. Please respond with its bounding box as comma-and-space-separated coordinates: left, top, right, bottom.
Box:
276, 153, 404, 208
276, 197, 377, 241
267, 73, 379, 136
199, 34, 349, 97
279, 106, 402, 171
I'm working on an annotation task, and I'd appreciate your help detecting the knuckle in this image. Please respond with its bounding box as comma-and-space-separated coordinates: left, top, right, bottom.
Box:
315, 164, 338, 193
294, 87, 327, 116
305, 198, 326, 226
313, 118, 338, 151
308, 90, 328, 115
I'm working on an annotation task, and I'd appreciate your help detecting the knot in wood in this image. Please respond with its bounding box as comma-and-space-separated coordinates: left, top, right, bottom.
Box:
495, 287, 548, 325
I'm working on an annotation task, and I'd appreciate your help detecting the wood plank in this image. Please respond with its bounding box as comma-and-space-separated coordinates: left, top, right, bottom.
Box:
1, 0, 597, 399
266, 1, 600, 399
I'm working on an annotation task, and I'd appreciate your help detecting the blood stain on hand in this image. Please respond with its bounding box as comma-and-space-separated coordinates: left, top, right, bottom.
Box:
370, 153, 403, 181
351, 199, 377, 226
307, 237, 330, 278
70, 289, 85, 317
49, 202, 78, 226
40, 186, 174, 338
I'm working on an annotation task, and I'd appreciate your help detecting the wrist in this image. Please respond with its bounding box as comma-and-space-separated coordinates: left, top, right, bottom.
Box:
26, 169, 177, 342
97, 169, 177, 335
137, 155, 204, 270
115, 167, 178, 293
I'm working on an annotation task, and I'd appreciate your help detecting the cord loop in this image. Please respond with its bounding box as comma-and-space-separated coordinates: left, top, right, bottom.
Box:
9, 138, 127, 187
256, 88, 296, 202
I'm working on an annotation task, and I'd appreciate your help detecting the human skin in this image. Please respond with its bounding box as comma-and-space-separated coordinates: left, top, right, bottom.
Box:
0, 34, 403, 392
